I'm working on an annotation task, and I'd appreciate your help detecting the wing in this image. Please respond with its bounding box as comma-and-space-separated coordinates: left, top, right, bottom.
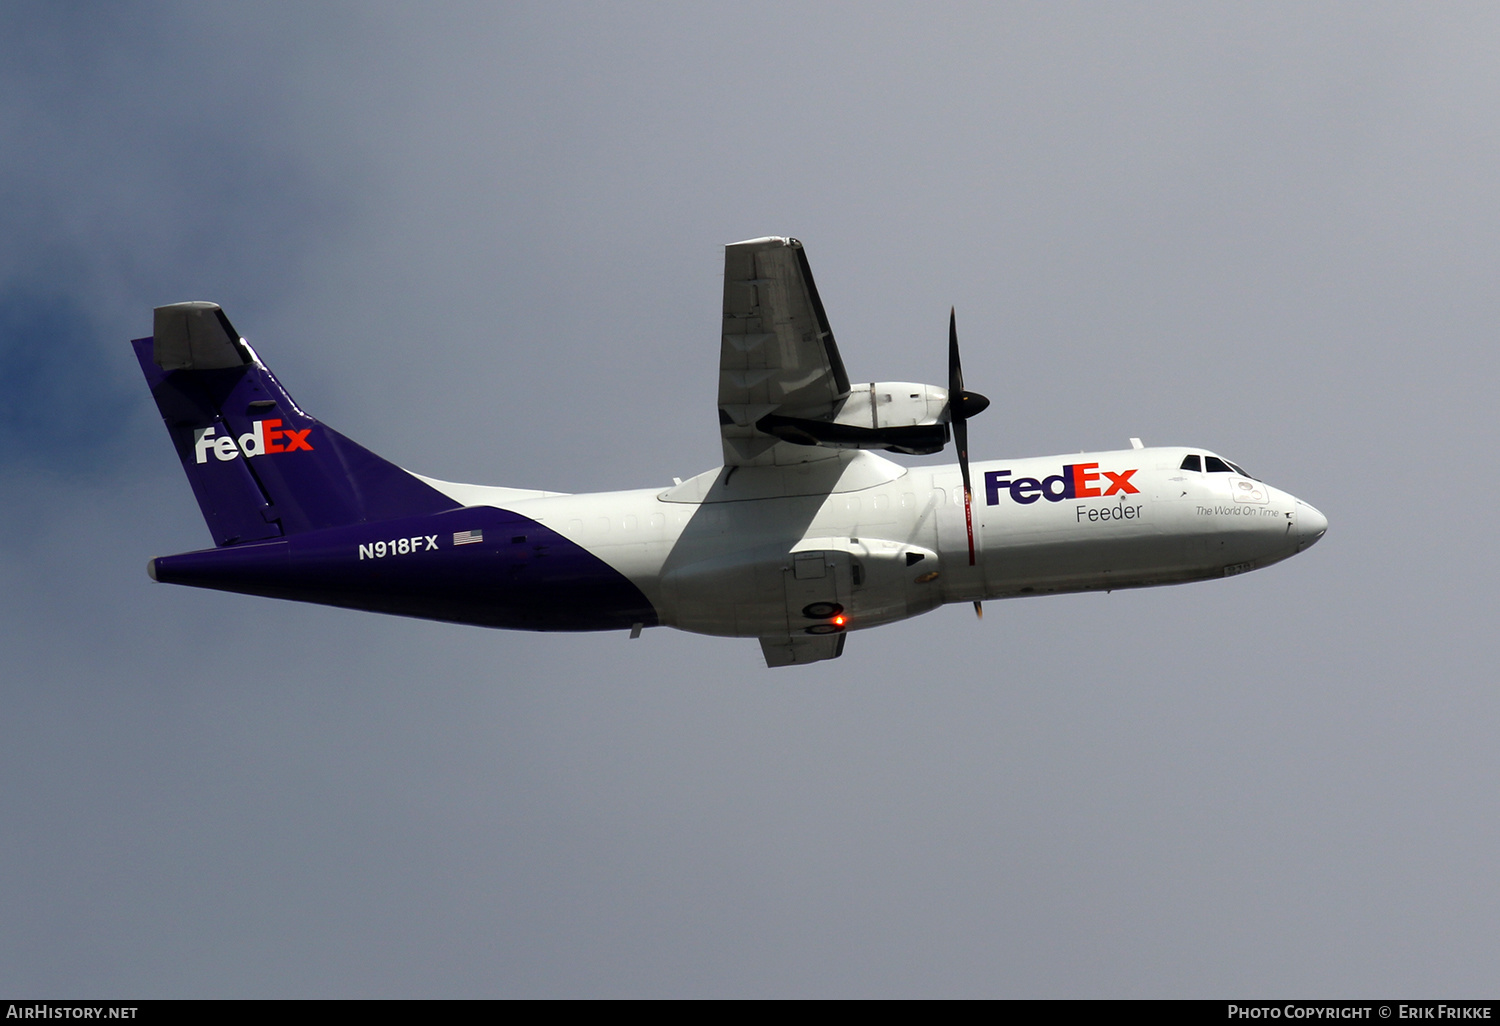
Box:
718, 237, 852, 466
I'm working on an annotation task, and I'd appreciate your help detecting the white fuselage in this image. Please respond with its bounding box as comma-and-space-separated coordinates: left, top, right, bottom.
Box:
430, 446, 1327, 639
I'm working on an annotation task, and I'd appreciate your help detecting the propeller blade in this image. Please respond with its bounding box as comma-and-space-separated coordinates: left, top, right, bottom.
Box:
949, 307, 963, 402
974, 600, 983, 618
950, 308, 978, 567
957, 409, 977, 567
953, 413, 972, 499
948, 307, 990, 422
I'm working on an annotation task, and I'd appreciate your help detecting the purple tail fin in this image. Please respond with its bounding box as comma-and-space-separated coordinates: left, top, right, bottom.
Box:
135, 303, 458, 546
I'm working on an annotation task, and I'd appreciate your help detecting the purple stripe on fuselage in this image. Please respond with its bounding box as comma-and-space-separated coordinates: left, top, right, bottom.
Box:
151, 506, 658, 632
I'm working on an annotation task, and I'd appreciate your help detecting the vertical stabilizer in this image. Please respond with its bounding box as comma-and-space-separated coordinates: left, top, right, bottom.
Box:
136, 303, 458, 546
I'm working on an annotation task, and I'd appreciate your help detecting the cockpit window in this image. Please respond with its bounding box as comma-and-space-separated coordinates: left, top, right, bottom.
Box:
1228, 461, 1252, 477
1204, 456, 1234, 473
1180, 454, 1201, 472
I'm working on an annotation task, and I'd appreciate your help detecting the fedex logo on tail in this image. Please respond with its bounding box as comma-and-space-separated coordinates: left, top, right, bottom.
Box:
193, 420, 313, 464
985, 463, 1139, 506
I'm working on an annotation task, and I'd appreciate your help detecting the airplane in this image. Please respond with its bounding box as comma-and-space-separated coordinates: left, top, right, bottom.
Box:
136, 236, 1327, 667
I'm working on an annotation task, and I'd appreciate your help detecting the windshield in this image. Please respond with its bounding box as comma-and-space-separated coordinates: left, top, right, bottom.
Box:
1184, 453, 1258, 479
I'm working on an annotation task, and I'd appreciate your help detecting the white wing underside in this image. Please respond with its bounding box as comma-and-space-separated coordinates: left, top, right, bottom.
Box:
718, 238, 864, 666
718, 237, 852, 467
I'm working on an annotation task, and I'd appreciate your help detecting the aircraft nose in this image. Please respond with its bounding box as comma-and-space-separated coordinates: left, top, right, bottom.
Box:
1296, 501, 1328, 551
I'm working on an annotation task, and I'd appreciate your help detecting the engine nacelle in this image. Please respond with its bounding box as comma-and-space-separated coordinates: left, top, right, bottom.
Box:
660, 537, 944, 637
757, 382, 951, 455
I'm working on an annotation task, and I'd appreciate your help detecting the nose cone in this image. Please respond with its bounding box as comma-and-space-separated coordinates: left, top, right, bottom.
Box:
1296, 501, 1328, 551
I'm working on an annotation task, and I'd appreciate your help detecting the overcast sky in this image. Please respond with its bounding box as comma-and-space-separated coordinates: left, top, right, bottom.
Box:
2, 2, 1497, 997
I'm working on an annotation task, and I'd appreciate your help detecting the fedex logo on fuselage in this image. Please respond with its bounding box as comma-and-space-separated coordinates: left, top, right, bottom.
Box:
193, 420, 313, 464
984, 463, 1139, 506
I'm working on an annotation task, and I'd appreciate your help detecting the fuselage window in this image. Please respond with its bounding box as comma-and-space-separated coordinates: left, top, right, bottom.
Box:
1204, 456, 1233, 473
1180, 454, 1202, 472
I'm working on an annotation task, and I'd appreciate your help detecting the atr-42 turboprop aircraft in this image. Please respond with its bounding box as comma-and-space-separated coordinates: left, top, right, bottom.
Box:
139, 236, 1326, 667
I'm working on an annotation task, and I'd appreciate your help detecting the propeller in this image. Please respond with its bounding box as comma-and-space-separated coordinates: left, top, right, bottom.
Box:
948, 308, 990, 573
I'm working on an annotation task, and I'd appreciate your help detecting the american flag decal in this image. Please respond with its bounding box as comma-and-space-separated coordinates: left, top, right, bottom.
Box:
453, 529, 484, 546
